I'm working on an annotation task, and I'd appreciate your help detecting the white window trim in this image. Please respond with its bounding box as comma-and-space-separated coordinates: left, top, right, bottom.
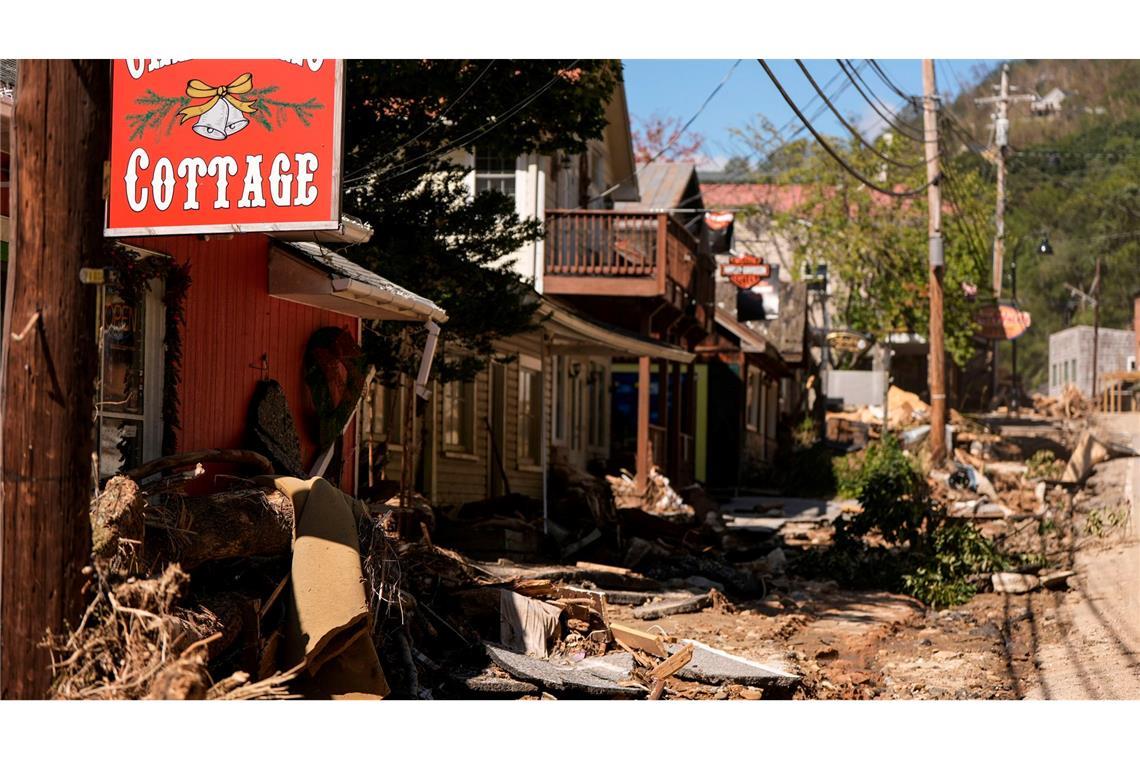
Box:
517, 354, 543, 468
745, 366, 762, 432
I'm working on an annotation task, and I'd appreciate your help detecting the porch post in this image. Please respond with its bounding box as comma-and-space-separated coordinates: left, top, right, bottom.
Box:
636, 355, 651, 490
669, 360, 682, 485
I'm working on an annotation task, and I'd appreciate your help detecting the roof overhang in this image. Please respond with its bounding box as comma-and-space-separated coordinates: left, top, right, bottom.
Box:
269, 243, 447, 323
602, 80, 640, 204
268, 214, 373, 245
540, 299, 694, 363
715, 310, 769, 354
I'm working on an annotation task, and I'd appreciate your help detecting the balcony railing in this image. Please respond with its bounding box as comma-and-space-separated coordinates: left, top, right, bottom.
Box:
543, 210, 714, 313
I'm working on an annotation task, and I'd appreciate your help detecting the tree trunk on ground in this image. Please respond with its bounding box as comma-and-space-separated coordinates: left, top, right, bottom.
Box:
143, 488, 295, 570
1, 59, 109, 699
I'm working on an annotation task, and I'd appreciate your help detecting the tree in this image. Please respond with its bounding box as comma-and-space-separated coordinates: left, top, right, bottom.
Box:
734, 119, 994, 369
631, 112, 705, 165
721, 155, 754, 180
341, 59, 621, 383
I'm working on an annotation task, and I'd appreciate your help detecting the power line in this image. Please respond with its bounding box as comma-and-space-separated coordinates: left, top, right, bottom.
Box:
590, 59, 741, 203
868, 59, 917, 104
838, 58, 928, 143
346, 61, 580, 190
757, 59, 935, 198
343, 60, 497, 184
796, 59, 928, 171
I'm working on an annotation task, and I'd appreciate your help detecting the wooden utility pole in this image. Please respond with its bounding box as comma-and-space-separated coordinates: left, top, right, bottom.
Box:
1091, 256, 1102, 400
976, 64, 1035, 403
922, 60, 947, 463
1, 60, 109, 698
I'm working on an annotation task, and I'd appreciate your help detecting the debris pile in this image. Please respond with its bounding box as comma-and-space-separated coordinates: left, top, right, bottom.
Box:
1031, 384, 1093, 420
606, 467, 694, 521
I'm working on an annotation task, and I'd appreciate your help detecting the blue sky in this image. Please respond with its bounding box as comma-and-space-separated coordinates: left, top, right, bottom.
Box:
622, 59, 1002, 168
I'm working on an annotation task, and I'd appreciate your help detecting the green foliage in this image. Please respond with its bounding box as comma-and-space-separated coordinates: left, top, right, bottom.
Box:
340, 60, 621, 382
1026, 450, 1065, 480
940, 60, 1140, 392
837, 436, 933, 548
798, 437, 1013, 608
768, 442, 838, 498
731, 115, 993, 368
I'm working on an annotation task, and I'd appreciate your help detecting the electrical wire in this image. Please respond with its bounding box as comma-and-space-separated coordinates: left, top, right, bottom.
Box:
345, 61, 580, 190
796, 59, 929, 170
343, 60, 497, 184
838, 58, 928, 143
757, 59, 935, 198
868, 59, 917, 104
589, 59, 742, 203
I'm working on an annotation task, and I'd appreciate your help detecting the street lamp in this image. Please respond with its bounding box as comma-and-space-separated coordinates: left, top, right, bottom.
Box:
1008, 233, 1053, 416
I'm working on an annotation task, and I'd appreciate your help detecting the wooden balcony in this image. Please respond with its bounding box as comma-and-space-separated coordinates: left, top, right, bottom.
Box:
543, 210, 715, 330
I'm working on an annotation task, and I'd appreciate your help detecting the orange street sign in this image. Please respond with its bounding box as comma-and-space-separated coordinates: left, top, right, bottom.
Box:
720, 255, 771, 289
105, 59, 344, 236
975, 303, 1032, 340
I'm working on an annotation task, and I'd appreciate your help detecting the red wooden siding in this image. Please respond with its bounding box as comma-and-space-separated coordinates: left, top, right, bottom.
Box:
122, 234, 359, 491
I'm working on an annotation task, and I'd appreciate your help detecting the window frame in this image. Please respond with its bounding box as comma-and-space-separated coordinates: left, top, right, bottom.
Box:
517, 354, 543, 468
442, 376, 478, 456
96, 250, 166, 480
473, 150, 519, 199
745, 366, 762, 432
363, 373, 407, 449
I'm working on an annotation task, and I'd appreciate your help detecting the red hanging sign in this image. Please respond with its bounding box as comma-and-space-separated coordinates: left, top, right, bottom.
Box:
105, 59, 344, 237
975, 303, 1032, 340
720, 255, 771, 289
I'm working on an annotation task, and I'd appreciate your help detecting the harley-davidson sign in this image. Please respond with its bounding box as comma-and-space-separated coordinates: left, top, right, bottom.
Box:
720, 255, 771, 289
105, 59, 343, 236
975, 302, 1032, 340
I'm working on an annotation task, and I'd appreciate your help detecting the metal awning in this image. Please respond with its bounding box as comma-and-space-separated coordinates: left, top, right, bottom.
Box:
539, 299, 694, 363
270, 241, 447, 323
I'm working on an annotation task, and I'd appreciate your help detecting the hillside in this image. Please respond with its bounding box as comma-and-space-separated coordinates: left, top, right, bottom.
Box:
944, 59, 1140, 393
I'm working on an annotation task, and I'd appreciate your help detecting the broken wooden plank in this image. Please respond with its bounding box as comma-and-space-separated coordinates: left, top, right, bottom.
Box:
484, 645, 642, 698
648, 643, 694, 681
511, 578, 558, 598
632, 592, 712, 621
610, 622, 669, 658
669, 640, 800, 688
648, 679, 666, 700
499, 590, 561, 657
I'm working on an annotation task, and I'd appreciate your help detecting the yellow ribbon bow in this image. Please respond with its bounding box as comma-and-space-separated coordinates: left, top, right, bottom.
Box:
177, 73, 258, 123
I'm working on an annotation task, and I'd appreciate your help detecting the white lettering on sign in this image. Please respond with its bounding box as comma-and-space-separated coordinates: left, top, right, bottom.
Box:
152, 158, 175, 211
127, 59, 323, 80
269, 154, 294, 206
207, 156, 239, 209
125, 148, 149, 212
721, 264, 771, 276
121, 148, 321, 213
177, 157, 208, 211
238, 155, 267, 209
294, 152, 319, 206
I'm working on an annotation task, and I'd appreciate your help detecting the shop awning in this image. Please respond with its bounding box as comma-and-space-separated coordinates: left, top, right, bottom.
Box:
715, 309, 769, 354
539, 299, 695, 363
270, 241, 447, 323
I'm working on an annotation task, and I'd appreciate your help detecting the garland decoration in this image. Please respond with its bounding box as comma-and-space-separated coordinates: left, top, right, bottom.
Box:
105, 242, 192, 455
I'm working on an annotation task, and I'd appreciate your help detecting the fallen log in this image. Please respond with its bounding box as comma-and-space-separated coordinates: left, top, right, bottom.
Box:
144, 488, 294, 569
125, 449, 274, 483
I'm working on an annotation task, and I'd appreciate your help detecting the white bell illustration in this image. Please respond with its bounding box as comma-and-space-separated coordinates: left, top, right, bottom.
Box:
192, 98, 250, 141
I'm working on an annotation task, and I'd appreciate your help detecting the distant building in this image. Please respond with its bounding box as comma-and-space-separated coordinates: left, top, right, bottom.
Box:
1032, 87, 1066, 116
1048, 326, 1136, 397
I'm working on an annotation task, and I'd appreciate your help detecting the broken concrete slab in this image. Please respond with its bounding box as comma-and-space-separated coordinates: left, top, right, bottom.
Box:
594, 588, 656, 606
948, 500, 1015, 520
484, 644, 643, 698
632, 592, 712, 620
668, 640, 800, 688
1039, 570, 1077, 589
992, 572, 1041, 594
461, 671, 540, 696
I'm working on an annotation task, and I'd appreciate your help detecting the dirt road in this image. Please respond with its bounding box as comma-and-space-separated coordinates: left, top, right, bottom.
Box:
1025, 416, 1140, 698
